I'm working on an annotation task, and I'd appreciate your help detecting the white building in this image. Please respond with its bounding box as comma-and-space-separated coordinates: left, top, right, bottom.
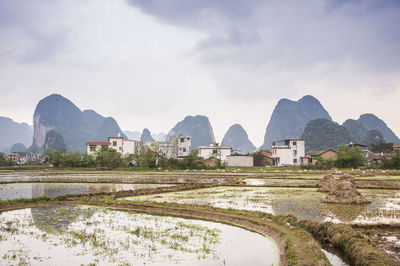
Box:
197, 143, 232, 162
159, 136, 191, 159
226, 155, 254, 167
271, 139, 305, 166
86, 137, 141, 156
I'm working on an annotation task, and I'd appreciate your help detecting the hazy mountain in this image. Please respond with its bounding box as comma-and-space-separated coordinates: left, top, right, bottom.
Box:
343, 119, 367, 143
124, 130, 142, 141
168, 115, 215, 150
361, 129, 384, 145
140, 128, 154, 143
358, 113, 400, 144
261, 95, 331, 150
43, 130, 66, 151
152, 132, 167, 141
0, 116, 33, 153
221, 124, 256, 154
10, 143, 27, 153
301, 118, 354, 151
32, 94, 126, 152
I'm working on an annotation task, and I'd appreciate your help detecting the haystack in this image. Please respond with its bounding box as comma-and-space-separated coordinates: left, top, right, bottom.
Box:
323, 180, 370, 204
339, 174, 355, 183
317, 174, 336, 192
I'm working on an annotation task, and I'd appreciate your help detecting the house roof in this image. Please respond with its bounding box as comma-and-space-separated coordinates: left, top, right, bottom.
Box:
260, 151, 272, 157
86, 142, 110, 145
307, 149, 336, 156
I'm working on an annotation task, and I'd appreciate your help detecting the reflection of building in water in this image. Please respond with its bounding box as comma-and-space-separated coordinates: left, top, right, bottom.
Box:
31, 206, 94, 232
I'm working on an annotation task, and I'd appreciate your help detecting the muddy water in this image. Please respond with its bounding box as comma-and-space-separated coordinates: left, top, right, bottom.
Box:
0, 206, 279, 265
322, 249, 348, 266
0, 183, 172, 200
126, 187, 400, 224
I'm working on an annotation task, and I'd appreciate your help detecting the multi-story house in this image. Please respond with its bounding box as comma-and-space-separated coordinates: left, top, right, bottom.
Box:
86, 137, 141, 156
158, 136, 191, 159
271, 138, 305, 166
197, 143, 232, 162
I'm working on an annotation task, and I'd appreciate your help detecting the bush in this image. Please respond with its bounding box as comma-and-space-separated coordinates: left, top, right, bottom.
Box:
302, 156, 335, 170
381, 155, 400, 169
335, 144, 365, 168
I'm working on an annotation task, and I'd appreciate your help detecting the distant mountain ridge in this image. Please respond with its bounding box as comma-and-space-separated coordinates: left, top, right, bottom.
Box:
358, 114, 399, 144
140, 128, 154, 143
302, 119, 355, 151
32, 94, 126, 152
222, 124, 256, 154
260, 95, 332, 150
0, 116, 33, 153
168, 115, 215, 150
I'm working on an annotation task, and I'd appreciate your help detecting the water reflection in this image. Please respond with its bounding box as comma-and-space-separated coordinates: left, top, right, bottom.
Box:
127, 187, 400, 224
0, 206, 279, 265
0, 183, 172, 200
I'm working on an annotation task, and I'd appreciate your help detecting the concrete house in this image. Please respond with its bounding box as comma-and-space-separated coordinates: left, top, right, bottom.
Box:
197, 143, 232, 162
86, 137, 141, 156
271, 139, 305, 166
301, 149, 337, 165
159, 136, 191, 159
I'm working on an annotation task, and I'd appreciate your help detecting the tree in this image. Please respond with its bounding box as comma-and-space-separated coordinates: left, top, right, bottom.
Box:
381, 155, 400, 169
370, 141, 393, 153
335, 144, 365, 168
95, 147, 123, 169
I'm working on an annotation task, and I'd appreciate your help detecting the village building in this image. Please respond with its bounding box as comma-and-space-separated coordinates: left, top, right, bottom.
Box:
394, 144, 400, 154
158, 136, 191, 159
197, 143, 232, 162
86, 137, 141, 156
7, 153, 20, 163
301, 149, 337, 165
271, 139, 305, 166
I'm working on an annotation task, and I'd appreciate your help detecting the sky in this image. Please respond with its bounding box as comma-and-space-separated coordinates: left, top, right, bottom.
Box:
0, 0, 399, 147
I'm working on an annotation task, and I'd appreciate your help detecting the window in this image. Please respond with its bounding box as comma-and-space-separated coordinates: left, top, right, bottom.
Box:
213, 149, 218, 154
293, 141, 297, 146
183, 148, 186, 152
90, 146, 96, 152
113, 141, 117, 146
180, 138, 185, 143
293, 150, 297, 156
293, 159, 297, 164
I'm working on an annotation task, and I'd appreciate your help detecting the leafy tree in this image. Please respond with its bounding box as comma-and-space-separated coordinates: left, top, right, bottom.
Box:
381, 155, 400, 169
335, 144, 365, 168
95, 148, 123, 169
370, 141, 393, 153
134, 146, 156, 168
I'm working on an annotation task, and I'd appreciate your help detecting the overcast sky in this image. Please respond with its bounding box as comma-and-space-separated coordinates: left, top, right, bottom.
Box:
0, 0, 399, 146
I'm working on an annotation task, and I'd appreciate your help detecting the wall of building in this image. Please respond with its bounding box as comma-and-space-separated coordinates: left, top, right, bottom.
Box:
272, 140, 305, 166
198, 147, 231, 162
226, 156, 254, 167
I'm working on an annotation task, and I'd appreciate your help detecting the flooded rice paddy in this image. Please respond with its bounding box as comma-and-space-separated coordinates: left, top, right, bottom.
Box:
126, 186, 400, 224
0, 206, 279, 265
0, 183, 173, 200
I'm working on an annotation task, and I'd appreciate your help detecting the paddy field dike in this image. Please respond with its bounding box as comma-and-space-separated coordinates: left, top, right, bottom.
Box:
1, 168, 399, 265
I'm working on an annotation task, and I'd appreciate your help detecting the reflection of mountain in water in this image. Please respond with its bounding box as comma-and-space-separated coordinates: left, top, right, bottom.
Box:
31, 184, 87, 198
31, 206, 94, 232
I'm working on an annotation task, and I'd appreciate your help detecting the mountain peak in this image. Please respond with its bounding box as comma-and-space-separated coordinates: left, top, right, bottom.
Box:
222, 124, 255, 154
168, 115, 215, 150
260, 95, 331, 149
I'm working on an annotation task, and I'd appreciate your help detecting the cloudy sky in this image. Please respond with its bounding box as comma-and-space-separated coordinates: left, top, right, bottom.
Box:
0, 0, 399, 146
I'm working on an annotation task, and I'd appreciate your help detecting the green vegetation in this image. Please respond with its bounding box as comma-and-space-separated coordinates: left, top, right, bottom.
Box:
0, 152, 16, 166
335, 144, 365, 168
302, 118, 354, 151
370, 141, 393, 153
301, 156, 335, 170
382, 155, 400, 169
